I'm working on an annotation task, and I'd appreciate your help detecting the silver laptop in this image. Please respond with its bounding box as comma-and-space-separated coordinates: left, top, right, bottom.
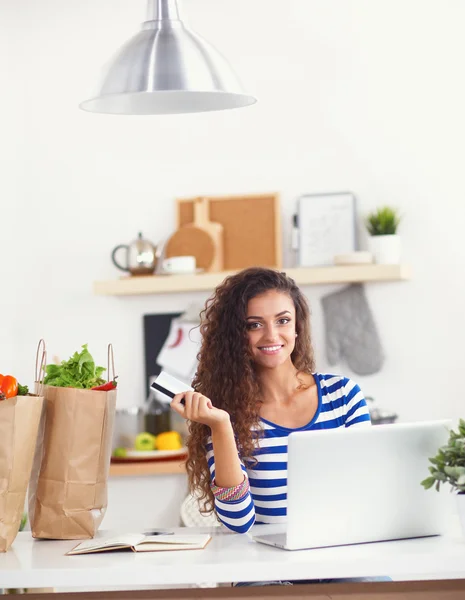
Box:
253, 420, 451, 551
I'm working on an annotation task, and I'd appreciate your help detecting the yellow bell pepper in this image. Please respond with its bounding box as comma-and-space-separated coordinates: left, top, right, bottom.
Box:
156, 431, 182, 451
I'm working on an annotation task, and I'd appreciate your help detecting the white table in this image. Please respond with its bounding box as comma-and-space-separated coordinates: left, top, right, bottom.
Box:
1, 524, 465, 599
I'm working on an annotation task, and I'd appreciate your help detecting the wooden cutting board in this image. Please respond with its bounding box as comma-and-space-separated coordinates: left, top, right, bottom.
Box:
165, 198, 224, 272
176, 193, 281, 270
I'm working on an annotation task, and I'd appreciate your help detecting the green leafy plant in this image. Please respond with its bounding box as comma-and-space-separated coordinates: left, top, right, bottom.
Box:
421, 419, 465, 493
43, 344, 105, 389
366, 206, 401, 236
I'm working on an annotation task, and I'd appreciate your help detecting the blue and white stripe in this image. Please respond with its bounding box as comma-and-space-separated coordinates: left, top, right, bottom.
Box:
207, 373, 371, 533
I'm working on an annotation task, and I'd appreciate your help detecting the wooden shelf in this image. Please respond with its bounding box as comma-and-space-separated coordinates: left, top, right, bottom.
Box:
94, 264, 411, 296
109, 459, 186, 477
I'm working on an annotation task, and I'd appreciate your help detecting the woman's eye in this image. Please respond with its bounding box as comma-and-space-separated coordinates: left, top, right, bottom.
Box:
246, 322, 261, 330
277, 318, 291, 325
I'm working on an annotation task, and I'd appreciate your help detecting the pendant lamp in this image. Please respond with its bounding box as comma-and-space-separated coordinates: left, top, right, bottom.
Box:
79, 0, 257, 115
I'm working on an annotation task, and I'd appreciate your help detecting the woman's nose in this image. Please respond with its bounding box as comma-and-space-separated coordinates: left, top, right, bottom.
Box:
263, 322, 279, 340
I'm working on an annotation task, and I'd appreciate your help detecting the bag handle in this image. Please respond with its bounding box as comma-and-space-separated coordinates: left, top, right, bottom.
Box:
35, 339, 46, 382
107, 343, 116, 382
35, 339, 47, 396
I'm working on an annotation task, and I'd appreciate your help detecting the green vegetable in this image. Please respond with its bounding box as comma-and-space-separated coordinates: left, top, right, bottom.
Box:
43, 344, 106, 389
135, 432, 156, 451
17, 383, 29, 396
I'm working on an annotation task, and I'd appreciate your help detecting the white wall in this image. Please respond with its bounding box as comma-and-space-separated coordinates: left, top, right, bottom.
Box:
1, 0, 464, 422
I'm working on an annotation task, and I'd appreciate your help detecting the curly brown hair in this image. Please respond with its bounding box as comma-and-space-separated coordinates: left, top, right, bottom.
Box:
186, 267, 315, 513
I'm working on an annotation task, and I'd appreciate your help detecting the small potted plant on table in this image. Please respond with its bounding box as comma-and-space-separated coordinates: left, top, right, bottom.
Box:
421, 419, 465, 536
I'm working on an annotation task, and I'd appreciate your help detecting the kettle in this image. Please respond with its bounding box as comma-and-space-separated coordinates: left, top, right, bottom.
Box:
111, 232, 157, 276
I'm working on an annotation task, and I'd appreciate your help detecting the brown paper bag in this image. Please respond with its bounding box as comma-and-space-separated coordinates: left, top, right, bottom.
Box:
28, 343, 117, 540
0, 394, 44, 552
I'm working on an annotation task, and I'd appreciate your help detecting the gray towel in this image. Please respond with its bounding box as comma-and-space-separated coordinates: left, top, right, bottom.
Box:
321, 284, 384, 375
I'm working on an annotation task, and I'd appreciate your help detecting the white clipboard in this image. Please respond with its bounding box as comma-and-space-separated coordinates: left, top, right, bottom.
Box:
297, 192, 357, 267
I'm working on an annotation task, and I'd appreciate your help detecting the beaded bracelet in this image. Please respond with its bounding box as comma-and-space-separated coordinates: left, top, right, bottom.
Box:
211, 475, 249, 502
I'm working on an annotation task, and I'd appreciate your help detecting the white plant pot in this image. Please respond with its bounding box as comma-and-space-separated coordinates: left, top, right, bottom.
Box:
368, 234, 402, 264
457, 493, 465, 537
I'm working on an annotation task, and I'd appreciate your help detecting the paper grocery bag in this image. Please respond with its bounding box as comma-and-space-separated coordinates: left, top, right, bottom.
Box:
0, 394, 44, 552
28, 341, 117, 540
28, 385, 116, 539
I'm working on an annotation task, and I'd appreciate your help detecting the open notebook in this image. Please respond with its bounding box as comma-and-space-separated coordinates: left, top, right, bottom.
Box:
66, 533, 211, 555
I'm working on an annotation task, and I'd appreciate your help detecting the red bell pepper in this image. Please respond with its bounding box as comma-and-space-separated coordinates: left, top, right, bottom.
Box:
0, 374, 18, 399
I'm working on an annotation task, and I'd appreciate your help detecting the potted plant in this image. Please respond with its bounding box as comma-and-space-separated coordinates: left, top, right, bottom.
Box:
365, 206, 402, 264
421, 419, 465, 536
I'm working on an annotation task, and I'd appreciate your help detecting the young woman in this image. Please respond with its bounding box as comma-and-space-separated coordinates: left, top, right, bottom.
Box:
171, 267, 371, 534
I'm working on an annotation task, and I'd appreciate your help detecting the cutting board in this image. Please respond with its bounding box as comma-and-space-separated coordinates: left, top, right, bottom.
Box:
165, 198, 224, 272
176, 193, 281, 270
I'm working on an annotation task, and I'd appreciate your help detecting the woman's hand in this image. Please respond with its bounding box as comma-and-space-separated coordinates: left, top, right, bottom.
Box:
171, 391, 230, 429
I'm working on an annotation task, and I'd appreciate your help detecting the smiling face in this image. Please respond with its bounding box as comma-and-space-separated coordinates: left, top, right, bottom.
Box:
246, 290, 297, 369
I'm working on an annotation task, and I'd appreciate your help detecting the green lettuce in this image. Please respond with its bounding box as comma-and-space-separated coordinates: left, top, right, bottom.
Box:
43, 344, 106, 389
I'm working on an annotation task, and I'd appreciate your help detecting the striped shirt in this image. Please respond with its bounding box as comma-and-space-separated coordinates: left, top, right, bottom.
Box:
206, 373, 371, 533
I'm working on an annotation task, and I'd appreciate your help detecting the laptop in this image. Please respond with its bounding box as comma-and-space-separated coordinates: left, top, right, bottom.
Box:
252, 420, 451, 551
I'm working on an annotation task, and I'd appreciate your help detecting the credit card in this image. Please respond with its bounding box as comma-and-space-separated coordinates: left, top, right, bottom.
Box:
151, 371, 193, 403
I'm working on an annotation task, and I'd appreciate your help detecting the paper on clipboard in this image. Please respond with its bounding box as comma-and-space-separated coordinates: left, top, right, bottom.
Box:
298, 192, 357, 267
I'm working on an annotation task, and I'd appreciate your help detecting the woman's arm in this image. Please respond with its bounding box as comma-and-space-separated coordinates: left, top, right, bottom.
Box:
206, 431, 256, 533
172, 391, 256, 533
210, 420, 244, 487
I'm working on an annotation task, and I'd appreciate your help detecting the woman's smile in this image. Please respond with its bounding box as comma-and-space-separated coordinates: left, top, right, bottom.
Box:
257, 344, 284, 355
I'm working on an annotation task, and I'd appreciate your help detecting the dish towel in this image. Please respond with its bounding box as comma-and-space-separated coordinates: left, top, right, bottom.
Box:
321, 284, 384, 375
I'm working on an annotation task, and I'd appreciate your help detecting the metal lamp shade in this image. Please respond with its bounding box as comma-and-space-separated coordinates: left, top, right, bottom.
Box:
79, 1, 256, 115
